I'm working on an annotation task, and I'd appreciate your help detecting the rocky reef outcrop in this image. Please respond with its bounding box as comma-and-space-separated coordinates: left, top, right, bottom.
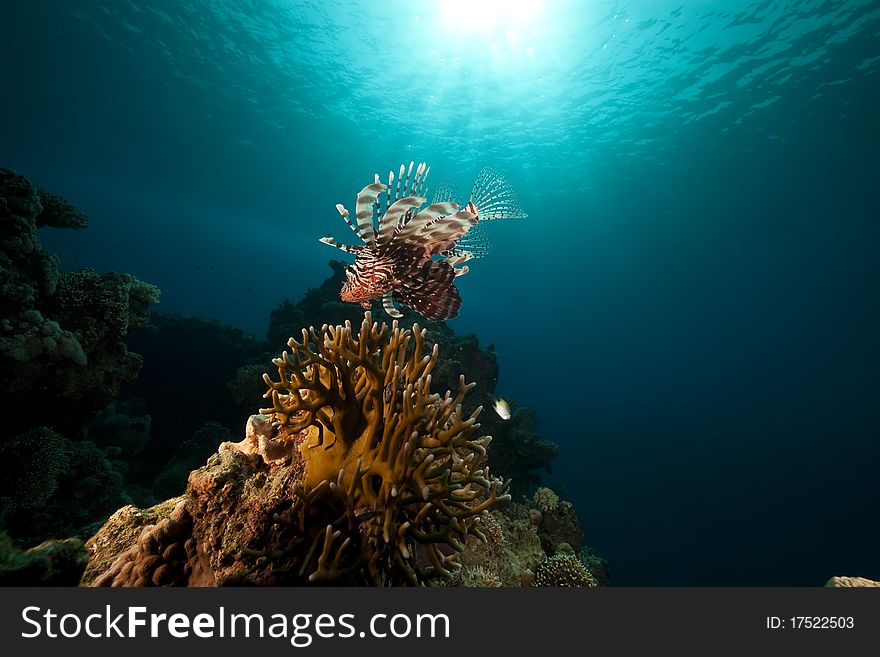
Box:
0, 167, 159, 552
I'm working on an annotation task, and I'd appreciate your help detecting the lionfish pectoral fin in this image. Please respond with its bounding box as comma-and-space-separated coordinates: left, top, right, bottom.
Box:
377, 196, 425, 246
394, 260, 462, 321
354, 181, 387, 246
417, 209, 478, 256
319, 236, 361, 254
445, 251, 474, 266
382, 292, 403, 318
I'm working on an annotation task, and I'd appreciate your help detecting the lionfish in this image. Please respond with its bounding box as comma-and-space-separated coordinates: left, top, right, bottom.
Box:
319, 161, 527, 321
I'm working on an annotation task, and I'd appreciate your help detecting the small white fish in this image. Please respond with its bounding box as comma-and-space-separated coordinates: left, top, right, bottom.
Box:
492, 396, 511, 420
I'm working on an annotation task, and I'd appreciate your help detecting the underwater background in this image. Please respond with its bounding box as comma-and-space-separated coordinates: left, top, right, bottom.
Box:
1, 0, 878, 585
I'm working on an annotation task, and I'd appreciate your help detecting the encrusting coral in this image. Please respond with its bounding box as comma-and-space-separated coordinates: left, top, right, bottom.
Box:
257, 311, 509, 584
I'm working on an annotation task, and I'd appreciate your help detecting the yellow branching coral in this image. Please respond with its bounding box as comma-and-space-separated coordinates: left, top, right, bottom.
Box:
259, 312, 508, 585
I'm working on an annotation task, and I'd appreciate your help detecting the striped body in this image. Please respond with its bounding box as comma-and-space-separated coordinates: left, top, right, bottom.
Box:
340, 249, 395, 308
320, 162, 526, 321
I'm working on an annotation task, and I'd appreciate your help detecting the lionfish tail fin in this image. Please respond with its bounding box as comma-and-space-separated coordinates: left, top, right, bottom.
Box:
468, 167, 528, 220
394, 260, 462, 321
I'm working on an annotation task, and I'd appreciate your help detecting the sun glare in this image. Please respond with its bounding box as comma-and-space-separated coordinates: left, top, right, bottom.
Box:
437, 0, 543, 34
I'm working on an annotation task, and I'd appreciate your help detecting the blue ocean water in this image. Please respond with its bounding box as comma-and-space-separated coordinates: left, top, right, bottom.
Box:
2, 0, 878, 585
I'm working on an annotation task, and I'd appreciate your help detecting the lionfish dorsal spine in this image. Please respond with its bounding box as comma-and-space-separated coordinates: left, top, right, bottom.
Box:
394, 164, 404, 203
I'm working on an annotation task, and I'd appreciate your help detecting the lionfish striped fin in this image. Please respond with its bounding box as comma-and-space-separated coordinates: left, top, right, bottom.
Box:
411, 209, 478, 256
379, 170, 394, 219
334, 203, 364, 240
378, 196, 425, 246
354, 182, 387, 246
454, 265, 470, 277
387, 161, 430, 205
393, 259, 462, 321
469, 167, 528, 220
430, 180, 461, 206
445, 251, 474, 266
402, 161, 414, 201
414, 164, 430, 197
318, 236, 362, 254
382, 292, 403, 318
394, 164, 404, 204
447, 221, 491, 259
393, 202, 459, 243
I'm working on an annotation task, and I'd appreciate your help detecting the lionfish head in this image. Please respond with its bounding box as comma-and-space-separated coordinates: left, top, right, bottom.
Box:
339, 252, 394, 307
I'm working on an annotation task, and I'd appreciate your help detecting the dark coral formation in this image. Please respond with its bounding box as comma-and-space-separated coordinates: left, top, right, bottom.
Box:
0, 426, 126, 547
1, 168, 159, 439
121, 313, 266, 497
34, 189, 89, 230
0, 532, 88, 586
0, 168, 158, 549
480, 404, 560, 498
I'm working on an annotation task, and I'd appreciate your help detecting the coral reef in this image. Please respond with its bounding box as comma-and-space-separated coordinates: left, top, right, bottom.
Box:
453, 505, 544, 587
533, 486, 560, 513
532, 543, 599, 587
152, 422, 234, 499
825, 576, 880, 587
0, 167, 159, 440
91, 500, 200, 587
0, 532, 88, 585
0, 426, 128, 547
86, 438, 605, 588
480, 404, 560, 498
121, 313, 266, 490
34, 188, 89, 230
256, 312, 509, 584
86, 314, 559, 587
0, 168, 157, 550
80, 497, 184, 585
